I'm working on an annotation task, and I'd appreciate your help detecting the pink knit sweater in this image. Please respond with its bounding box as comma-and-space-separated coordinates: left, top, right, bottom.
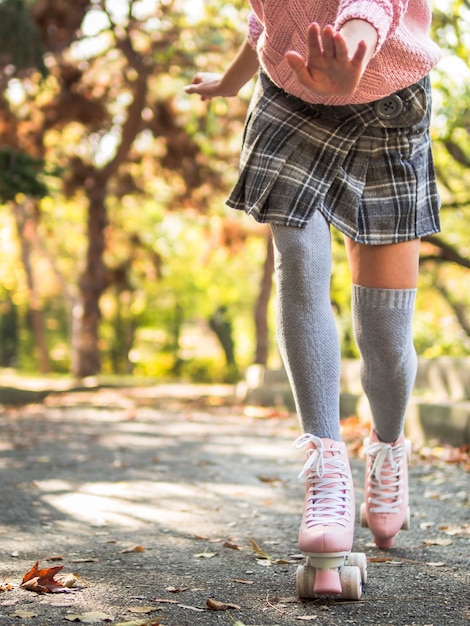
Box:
247, 0, 440, 104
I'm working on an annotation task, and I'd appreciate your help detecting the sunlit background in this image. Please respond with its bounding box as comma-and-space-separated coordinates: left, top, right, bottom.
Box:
0, 0, 469, 386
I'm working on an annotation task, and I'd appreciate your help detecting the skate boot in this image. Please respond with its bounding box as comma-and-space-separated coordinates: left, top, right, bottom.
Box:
360, 431, 411, 549
294, 434, 367, 600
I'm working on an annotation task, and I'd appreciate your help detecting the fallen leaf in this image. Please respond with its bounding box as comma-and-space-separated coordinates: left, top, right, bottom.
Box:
206, 598, 241, 611
438, 524, 470, 536
65, 611, 113, 623
128, 607, 156, 614
120, 546, 145, 554
296, 616, 318, 621
21, 561, 65, 593
223, 541, 240, 550
232, 579, 254, 585
249, 539, 270, 560
56, 572, 88, 589
45, 555, 64, 561
152, 599, 178, 605
257, 475, 281, 484
193, 552, 217, 559
10, 609, 38, 618
165, 586, 188, 593
114, 617, 161, 626
423, 538, 453, 546
174, 604, 206, 613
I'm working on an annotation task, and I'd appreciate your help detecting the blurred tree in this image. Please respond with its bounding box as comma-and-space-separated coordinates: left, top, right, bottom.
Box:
0, 0, 46, 83
1, 0, 469, 381
417, 0, 470, 354
0, 0, 256, 377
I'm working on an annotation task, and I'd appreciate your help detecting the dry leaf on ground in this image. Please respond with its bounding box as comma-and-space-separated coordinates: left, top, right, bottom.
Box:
21, 561, 66, 593
114, 621, 163, 626
10, 609, 38, 618
423, 538, 453, 546
206, 598, 241, 611
119, 545, 145, 554
65, 611, 113, 622
232, 578, 254, 585
223, 540, 240, 550
249, 538, 270, 560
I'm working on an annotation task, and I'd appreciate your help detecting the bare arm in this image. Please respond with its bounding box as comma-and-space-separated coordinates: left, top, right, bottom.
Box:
185, 39, 259, 100
285, 19, 378, 98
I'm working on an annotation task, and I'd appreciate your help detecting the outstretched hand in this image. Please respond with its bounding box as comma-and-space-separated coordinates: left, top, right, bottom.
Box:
285, 22, 370, 97
184, 72, 233, 100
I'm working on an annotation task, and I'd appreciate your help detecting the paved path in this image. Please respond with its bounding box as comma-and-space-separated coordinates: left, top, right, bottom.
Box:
0, 385, 468, 625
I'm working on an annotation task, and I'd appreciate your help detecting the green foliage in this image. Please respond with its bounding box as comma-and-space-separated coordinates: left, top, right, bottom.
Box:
0, 0, 46, 76
0, 149, 50, 202
1, 0, 470, 380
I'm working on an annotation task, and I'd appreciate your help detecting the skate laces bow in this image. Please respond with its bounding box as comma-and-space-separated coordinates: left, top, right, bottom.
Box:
294, 434, 352, 527
295, 434, 326, 480
365, 440, 404, 512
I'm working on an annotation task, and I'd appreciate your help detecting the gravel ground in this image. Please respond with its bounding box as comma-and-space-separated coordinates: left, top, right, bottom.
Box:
0, 384, 468, 626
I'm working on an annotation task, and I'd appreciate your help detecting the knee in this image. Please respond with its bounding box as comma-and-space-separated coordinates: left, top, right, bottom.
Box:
356, 322, 416, 370
271, 221, 332, 279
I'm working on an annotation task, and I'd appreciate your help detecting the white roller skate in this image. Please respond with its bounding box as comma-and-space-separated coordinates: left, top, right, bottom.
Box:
360, 431, 411, 549
294, 435, 367, 600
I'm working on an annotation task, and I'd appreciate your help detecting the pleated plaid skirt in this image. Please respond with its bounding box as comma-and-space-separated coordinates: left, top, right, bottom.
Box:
227, 72, 441, 244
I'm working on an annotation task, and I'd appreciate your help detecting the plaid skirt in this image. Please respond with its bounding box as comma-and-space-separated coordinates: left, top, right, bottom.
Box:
226, 72, 441, 244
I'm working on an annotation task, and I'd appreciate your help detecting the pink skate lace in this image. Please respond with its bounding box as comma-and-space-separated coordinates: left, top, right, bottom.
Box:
364, 440, 405, 514
294, 434, 353, 529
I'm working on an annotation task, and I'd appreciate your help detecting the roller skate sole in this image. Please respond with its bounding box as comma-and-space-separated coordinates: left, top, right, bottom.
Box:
296, 551, 367, 600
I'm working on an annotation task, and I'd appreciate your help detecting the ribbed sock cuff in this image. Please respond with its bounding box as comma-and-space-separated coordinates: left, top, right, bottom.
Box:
352, 285, 417, 309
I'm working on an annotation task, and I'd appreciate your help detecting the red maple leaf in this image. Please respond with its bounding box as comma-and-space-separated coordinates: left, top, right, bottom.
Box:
21, 561, 65, 593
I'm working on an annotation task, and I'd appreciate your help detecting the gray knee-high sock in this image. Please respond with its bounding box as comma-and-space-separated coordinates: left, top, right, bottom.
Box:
271, 212, 341, 441
352, 285, 418, 443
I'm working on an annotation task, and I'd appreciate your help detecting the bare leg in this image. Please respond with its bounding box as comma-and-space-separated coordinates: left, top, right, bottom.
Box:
345, 239, 420, 289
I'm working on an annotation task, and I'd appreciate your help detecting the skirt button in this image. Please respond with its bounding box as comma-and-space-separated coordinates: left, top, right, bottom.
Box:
373, 94, 404, 120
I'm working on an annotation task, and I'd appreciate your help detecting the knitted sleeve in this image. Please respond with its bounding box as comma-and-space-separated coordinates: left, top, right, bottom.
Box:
247, 10, 264, 50
335, 0, 408, 52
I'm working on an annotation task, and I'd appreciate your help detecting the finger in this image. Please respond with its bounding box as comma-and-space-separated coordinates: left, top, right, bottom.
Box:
333, 32, 349, 63
351, 40, 368, 66
285, 50, 307, 73
320, 25, 336, 58
306, 22, 323, 57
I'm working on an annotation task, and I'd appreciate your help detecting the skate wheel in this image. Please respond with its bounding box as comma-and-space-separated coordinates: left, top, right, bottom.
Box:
360, 502, 368, 528
348, 552, 367, 584
340, 566, 362, 600
296, 564, 316, 599
401, 505, 411, 531
314, 568, 342, 596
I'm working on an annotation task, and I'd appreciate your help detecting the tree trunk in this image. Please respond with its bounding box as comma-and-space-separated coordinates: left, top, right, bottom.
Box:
254, 233, 274, 365
73, 183, 108, 377
13, 200, 51, 373
209, 306, 236, 366
70, 38, 149, 377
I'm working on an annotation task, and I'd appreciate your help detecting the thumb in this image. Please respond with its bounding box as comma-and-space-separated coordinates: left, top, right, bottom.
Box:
285, 51, 309, 77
